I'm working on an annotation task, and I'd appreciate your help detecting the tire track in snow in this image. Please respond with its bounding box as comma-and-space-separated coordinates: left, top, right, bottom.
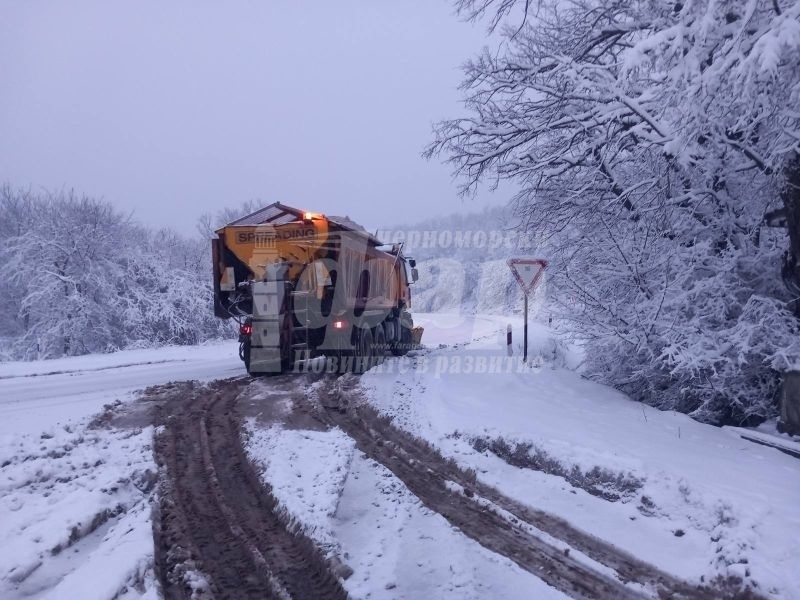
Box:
152, 379, 348, 600
310, 376, 729, 600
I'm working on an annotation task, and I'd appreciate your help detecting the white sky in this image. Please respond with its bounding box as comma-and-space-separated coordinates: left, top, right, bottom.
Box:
0, 0, 508, 235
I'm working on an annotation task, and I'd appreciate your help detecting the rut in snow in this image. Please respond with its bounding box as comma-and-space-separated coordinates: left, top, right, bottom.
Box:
151, 379, 348, 600
308, 376, 750, 600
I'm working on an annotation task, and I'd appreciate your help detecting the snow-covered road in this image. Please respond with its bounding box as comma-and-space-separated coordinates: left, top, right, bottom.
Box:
360, 317, 800, 598
0, 312, 509, 436
0, 343, 242, 435
1, 312, 798, 599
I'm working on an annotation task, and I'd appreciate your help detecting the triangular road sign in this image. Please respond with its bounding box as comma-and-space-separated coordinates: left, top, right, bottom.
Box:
508, 258, 548, 295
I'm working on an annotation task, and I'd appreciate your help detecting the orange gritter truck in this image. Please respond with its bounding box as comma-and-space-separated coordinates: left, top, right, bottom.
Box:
212, 202, 418, 374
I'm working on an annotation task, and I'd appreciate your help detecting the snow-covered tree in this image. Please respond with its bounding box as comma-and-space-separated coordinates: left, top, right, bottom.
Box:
0, 187, 231, 360
429, 0, 800, 423
196, 198, 264, 239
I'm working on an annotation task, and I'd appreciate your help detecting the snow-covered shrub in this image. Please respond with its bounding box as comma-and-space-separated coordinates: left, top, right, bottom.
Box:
583, 238, 799, 424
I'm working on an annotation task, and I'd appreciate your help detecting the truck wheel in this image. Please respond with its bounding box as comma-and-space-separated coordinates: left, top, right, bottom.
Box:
332, 348, 351, 375
354, 327, 374, 374
242, 339, 253, 375
391, 322, 413, 356
373, 325, 386, 366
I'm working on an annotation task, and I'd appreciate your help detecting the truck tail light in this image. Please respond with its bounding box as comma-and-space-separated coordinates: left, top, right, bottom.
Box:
332, 320, 347, 329
240, 323, 252, 335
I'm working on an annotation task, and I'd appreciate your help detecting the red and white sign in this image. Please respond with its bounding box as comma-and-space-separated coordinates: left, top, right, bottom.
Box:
507, 259, 548, 295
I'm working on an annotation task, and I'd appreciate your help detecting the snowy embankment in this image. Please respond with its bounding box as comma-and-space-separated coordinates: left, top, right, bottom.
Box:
357, 313, 800, 598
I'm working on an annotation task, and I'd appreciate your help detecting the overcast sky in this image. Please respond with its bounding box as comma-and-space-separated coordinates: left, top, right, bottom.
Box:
0, 1, 508, 235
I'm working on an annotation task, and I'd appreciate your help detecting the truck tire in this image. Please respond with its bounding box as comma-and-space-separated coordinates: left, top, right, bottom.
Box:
242, 339, 253, 375
353, 327, 374, 374
391, 319, 413, 356
373, 325, 386, 366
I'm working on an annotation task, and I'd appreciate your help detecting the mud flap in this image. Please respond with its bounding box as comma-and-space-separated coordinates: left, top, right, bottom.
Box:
250, 280, 290, 374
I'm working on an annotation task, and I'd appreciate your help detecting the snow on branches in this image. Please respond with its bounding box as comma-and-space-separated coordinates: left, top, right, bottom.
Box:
432, 0, 800, 424
0, 186, 230, 360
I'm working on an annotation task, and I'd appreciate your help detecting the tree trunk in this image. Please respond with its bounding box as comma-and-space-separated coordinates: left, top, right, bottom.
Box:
779, 152, 800, 432
778, 371, 800, 436
781, 151, 800, 315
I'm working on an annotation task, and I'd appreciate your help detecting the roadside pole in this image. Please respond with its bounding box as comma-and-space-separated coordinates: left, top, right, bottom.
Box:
524, 294, 528, 362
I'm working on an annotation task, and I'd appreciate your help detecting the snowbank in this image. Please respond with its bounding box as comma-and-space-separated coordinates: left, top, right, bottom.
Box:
361, 317, 800, 598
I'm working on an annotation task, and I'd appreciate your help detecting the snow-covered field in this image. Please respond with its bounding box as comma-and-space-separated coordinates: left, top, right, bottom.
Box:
2, 312, 799, 598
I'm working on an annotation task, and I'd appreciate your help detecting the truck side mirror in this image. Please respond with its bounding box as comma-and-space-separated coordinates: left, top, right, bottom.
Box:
408, 258, 416, 268
411, 267, 419, 283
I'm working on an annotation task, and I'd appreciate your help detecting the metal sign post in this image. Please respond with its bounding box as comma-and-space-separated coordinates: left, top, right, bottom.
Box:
524, 293, 529, 362
507, 259, 548, 363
